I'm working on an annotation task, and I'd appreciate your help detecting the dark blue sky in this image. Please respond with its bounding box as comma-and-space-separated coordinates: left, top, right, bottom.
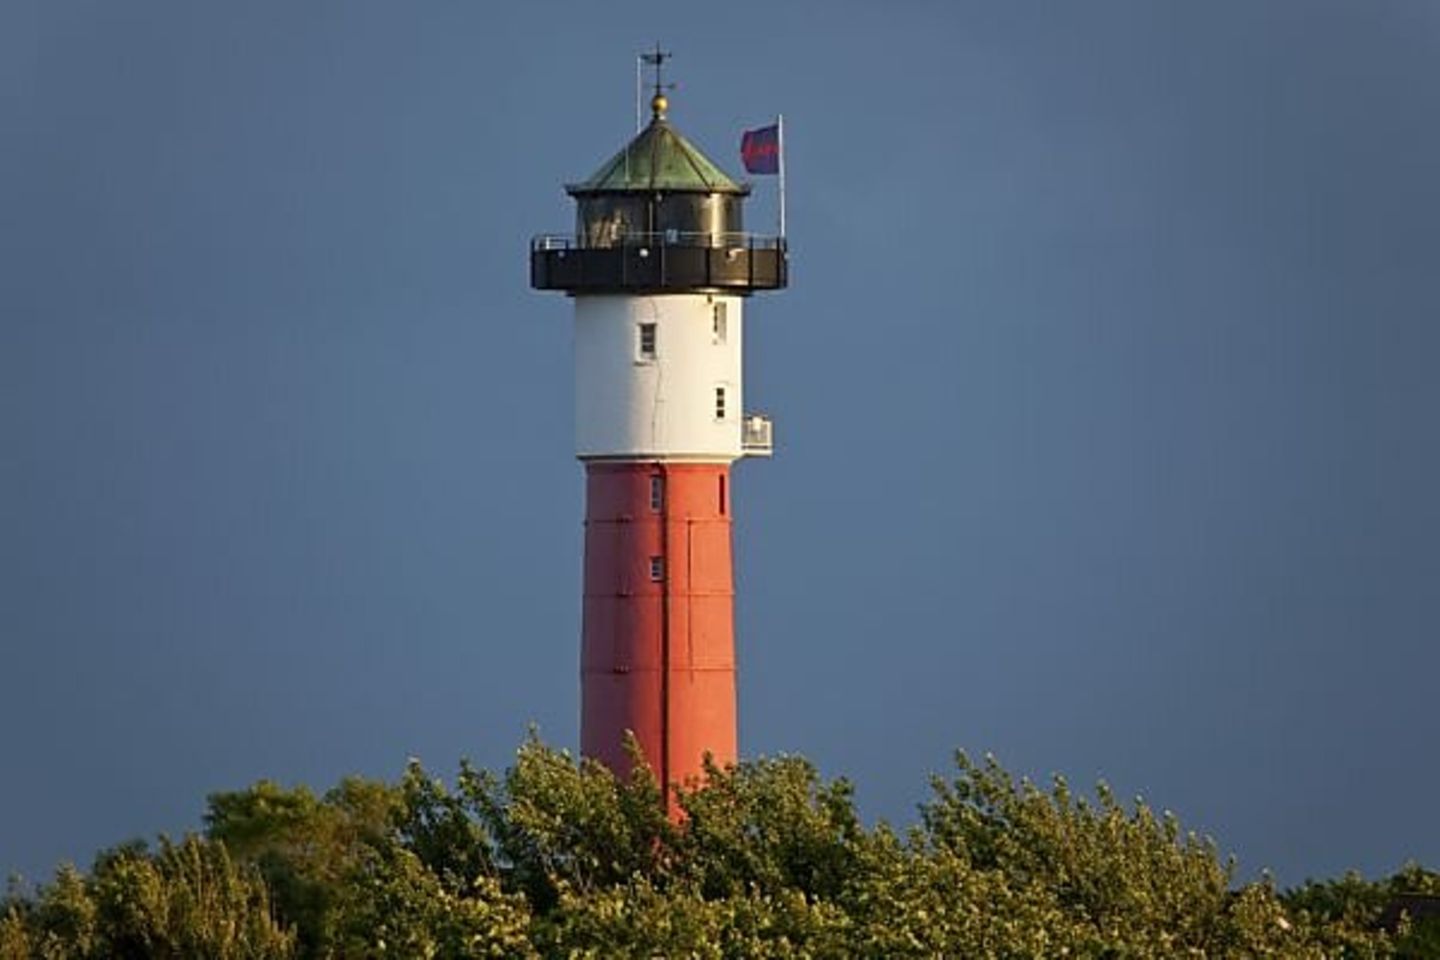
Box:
4, 0, 1438, 886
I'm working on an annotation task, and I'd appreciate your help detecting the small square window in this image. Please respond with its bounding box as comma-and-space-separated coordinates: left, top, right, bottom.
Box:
712, 302, 728, 344
649, 475, 663, 512
715, 386, 727, 420
638, 323, 657, 360
649, 556, 665, 582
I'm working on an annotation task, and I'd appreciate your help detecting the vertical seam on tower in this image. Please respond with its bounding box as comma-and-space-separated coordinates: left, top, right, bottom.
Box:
658, 462, 671, 798
687, 515, 695, 681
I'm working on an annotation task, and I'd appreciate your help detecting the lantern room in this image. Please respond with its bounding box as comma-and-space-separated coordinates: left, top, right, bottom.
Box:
530, 94, 787, 294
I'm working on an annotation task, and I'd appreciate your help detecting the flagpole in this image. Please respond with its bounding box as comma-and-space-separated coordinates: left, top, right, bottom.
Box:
777, 114, 786, 239
635, 56, 643, 133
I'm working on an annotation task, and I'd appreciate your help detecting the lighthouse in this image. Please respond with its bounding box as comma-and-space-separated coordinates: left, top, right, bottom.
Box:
530, 69, 787, 796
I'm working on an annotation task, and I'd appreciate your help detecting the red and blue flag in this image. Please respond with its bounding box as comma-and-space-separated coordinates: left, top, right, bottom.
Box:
740, 123, 781, 175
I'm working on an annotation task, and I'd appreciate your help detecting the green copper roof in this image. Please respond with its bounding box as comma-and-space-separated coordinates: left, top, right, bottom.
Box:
567, 118, 748, 195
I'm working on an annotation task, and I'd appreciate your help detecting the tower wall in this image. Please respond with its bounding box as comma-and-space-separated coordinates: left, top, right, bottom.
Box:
574, 294, 744, 461
580, 461, 737, 794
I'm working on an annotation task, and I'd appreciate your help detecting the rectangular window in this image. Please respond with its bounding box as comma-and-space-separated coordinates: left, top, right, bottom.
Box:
715, 386, 727, 420
649, 556, 665, 582
718, 475, 726, 515
638, 323, 657, 361
649, 475, 663, 512
712, 302, 728, 344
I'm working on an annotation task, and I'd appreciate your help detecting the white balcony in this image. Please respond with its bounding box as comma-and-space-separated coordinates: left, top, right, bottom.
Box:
742, 413, 773, 457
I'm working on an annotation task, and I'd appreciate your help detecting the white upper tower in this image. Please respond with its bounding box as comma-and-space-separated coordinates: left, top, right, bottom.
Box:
574, 293, 745, 462
530, 82, 787, 462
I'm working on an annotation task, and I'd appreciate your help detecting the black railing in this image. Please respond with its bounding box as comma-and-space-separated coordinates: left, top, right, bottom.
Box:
530, 233, 788, 293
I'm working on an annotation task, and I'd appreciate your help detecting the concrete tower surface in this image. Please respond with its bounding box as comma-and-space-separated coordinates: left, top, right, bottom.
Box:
530, 80, 787, 798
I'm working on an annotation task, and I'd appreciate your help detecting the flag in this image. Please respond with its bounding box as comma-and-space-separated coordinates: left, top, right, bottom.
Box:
740, 123, 781, 175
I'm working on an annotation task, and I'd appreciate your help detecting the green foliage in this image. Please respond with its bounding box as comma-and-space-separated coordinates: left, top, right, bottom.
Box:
2, 838, 292, 959
675, 753, 863, 903
204, 775, 400, 955
396, 759, 495, 890
90, 837, 295, 958
537, 879, 851, 959
918, 751, 1296, 956
1285, 864, 1440, 959
1285, 869, 1394, 957
0, 909, 29, 960
333, 849, 534, 958
463, 736, 675, 911
31, 865, 97, 959
4, 740, 1430, 957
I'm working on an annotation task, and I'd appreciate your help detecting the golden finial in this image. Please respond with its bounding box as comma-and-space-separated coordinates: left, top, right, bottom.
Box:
641, 43, 673, 122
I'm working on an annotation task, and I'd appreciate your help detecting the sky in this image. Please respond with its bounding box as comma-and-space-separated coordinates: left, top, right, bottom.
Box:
3, 0, 1439, 887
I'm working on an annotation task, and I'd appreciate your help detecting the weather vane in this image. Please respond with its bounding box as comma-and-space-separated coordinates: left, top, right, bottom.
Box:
636, 43, 675, 128
641, 43, 672, 98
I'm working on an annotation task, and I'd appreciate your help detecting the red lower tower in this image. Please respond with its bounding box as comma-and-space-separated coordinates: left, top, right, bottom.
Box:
582, 463, 736, 787
530, 82, 786, 795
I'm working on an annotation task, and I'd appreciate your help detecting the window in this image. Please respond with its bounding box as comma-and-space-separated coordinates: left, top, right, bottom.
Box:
638, 323, 657, 361
649, 556, 665, 582
649, 475, 663, 512
712, 302, 728, 344
718, 475, 726, 515
715, 386, 727, 420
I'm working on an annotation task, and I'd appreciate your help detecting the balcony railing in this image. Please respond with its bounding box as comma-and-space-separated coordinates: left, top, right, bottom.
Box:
742, 414, 773, 457
531, 232, 787, 293
536, 230, 785, 251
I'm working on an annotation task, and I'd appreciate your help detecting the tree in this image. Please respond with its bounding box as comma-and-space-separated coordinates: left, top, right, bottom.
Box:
918, 751, 1303, 956
1, 738, 1422, 957
204, 776, 399, 955
333, 848, 534, 958
0, 838, 293, 960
